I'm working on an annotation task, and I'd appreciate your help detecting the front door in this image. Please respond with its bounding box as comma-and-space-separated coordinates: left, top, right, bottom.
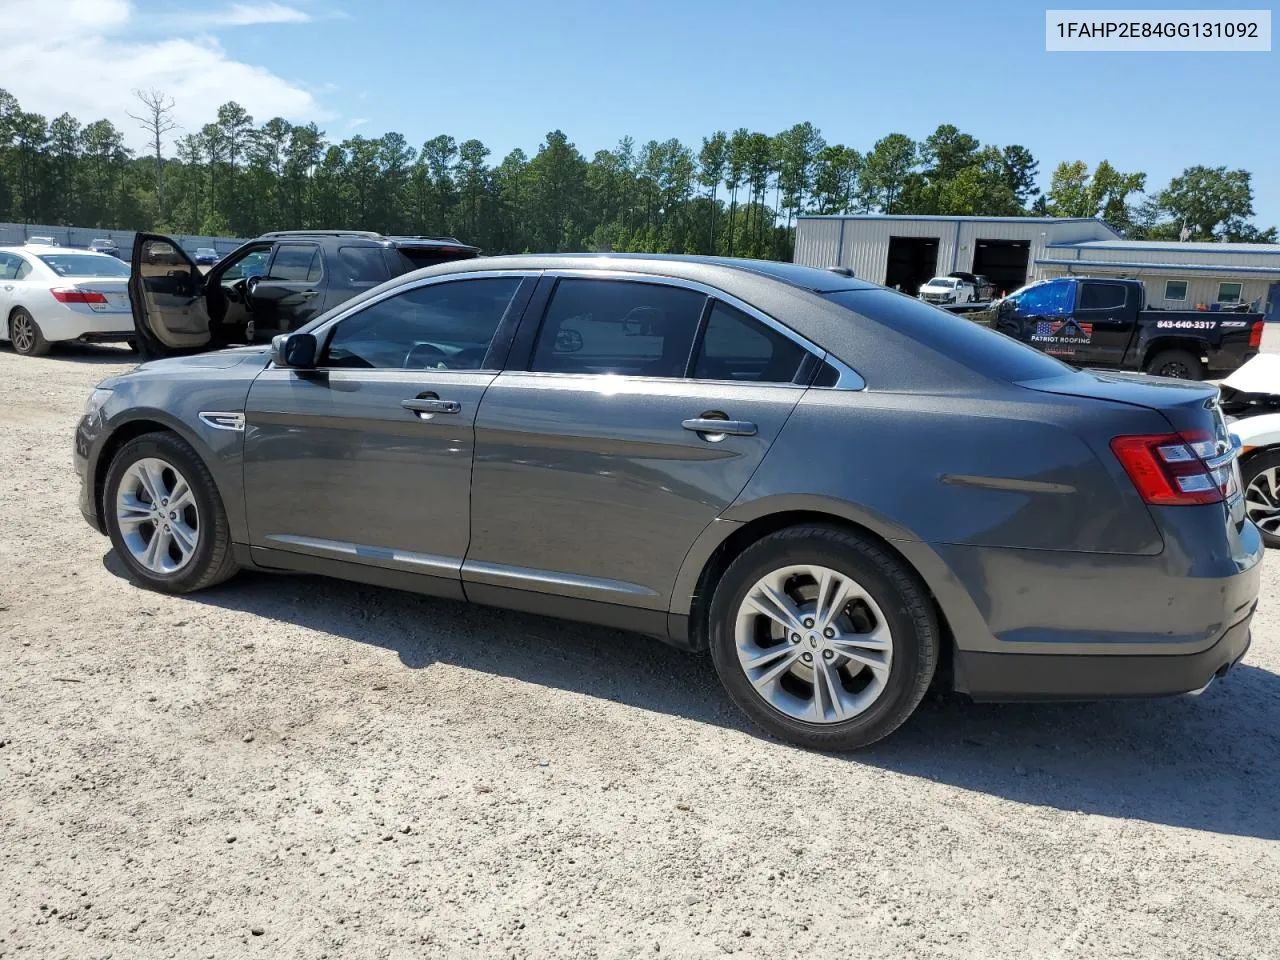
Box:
1071, 279, 1134, 366
466, 276, 814, 615
129, 234, 210, 355
242, 273, 534, 595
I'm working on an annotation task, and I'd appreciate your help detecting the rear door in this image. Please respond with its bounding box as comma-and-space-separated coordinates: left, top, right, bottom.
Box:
465, 273, 816, 618
249, 241, 325, 336
1072, 280, 1135, 367
129, 233, 211, 355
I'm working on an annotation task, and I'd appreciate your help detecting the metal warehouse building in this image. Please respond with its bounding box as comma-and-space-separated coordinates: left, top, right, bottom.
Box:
794, 214, 1280, 319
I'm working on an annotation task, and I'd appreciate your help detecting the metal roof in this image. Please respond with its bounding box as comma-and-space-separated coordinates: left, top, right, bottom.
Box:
798, 214, 1109, 225
1047, 239, 1280, 255
1036, 257, 1280, 276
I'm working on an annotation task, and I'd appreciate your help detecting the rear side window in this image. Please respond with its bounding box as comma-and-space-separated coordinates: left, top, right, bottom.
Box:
1078, 282, 1127, 310
267, 243, 322, 283
693, 301, 807, 383
530, 279, 705, 378
338, 246, 390, 287
824, 288, 1072, 382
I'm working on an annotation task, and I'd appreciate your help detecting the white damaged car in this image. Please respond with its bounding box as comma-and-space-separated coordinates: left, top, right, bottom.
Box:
0, 247, 133, 356
1220, 353, 1280, 546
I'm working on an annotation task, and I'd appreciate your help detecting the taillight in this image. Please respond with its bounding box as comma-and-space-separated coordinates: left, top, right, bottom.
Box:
1111, 432, 1235, 505
1249, 321, 1264, 349
51, 288, 107, 304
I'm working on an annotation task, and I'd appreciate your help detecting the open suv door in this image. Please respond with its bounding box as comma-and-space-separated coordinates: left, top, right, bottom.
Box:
130, 233, 274, 359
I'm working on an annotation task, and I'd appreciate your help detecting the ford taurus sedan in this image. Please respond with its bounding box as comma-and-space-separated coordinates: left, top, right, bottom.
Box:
74, 255, 1262, 750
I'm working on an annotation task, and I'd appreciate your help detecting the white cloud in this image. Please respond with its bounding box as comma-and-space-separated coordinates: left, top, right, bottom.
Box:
0, 0, 327, 152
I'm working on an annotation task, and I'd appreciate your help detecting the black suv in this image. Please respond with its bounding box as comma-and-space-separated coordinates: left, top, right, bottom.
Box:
129, 230, 480, 358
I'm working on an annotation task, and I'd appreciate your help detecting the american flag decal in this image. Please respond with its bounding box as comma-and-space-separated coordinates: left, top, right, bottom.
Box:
1035, 319, 1093, 340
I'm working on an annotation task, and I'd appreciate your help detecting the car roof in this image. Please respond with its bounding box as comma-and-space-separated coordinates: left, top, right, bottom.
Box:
411, 253, 876, 294
256, 230, 477, 251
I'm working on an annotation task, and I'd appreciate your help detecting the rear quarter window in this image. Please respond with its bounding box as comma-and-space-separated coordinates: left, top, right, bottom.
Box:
823, 288, 1073, 383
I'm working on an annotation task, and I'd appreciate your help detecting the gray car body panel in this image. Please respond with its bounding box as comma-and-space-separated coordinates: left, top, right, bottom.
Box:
75, 254, 1263, 692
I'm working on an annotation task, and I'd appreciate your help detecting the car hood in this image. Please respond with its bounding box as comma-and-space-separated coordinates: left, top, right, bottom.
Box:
98, 345, 271, 388
1220, 353, 1280, 398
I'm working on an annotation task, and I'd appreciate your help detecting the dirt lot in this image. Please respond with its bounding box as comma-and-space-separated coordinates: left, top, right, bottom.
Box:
2, 342, 1279, 960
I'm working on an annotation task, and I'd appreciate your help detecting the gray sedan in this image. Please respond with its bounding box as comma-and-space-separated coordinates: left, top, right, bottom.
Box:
75, 255, 1262, 750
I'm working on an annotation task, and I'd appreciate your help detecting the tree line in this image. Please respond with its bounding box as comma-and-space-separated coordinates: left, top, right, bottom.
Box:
0, 87, 1272, 257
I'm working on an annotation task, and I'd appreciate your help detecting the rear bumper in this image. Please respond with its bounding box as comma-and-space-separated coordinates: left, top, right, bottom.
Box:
954, 607, 1255, 700
39, 305, 133, 343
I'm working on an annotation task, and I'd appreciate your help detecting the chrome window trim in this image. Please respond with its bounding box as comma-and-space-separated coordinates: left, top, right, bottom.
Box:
538, 269, 867, 390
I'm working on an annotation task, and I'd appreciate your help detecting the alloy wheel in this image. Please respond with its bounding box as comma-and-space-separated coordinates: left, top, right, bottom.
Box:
11, 314, 34, 353
1158, 361, 1190, 379
733, 564, 893, 724
115, 457, 201, 574
1245, 467, 1280, 535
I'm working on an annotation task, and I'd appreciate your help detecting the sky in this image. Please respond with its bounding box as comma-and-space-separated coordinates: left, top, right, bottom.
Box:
0, 0, 1276, 226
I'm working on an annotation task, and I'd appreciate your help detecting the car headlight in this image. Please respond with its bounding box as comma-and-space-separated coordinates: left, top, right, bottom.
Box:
83, 387, 113, 420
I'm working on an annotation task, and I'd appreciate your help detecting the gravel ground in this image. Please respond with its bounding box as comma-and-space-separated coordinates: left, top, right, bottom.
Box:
2, 341, 1279, 960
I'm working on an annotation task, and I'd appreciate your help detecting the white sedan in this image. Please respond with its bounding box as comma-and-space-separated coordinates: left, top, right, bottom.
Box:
0, 246, 134, 356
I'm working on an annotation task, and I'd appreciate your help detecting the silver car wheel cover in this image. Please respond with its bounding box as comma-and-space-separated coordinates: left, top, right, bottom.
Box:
115, 457, 200, 574
1245, 466, 1280, 533
734, 563, 893, 725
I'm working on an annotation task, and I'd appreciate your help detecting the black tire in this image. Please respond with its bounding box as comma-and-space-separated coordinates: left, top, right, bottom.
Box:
9, 307, 50, 356
103, 431, 239, 593
1145, 348, 1204, 381
1240, 448, 1280, 549
708, 524, 939, 751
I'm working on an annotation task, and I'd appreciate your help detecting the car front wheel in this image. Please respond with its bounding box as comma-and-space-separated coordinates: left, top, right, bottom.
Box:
709, 524, 939, 751
104, 432, 238, 593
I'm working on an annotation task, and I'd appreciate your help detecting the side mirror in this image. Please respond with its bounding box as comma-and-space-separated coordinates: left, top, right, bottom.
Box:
271, 332, 317, 368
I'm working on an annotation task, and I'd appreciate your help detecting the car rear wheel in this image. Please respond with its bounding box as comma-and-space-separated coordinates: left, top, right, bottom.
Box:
104, 432, 238, 593
1241, 449, 1280, 548
1145, 348, 1204, 381
9, 308, 50, 356
708, 524, 939, 751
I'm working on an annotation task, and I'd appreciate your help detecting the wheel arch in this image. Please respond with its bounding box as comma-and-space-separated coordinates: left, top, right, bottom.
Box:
1142, 337, 1207, 368
675, 504, 958, 688
93, 411, 221, 533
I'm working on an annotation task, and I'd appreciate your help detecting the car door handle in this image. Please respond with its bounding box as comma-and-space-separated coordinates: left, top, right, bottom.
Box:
401, 398, 460, 415
682, 418, 757, 437
300, 290, 318, 299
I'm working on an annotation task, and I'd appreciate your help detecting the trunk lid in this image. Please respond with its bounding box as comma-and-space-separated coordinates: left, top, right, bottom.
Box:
69, 278, 130, 313
1020, 368, 1243, 524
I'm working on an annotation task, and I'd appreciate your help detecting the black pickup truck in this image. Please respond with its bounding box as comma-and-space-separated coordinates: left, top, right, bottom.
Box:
991, 276, 1263, 380
128, 230, 480, 359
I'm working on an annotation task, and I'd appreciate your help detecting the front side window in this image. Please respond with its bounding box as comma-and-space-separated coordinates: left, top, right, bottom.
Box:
266, 243, 322, 283
530, 279, 705, 378
221, 248, 270, 281
1077, 282, 1127, 311
693, 301, 807, 383
323, 277, 521, 370
1013, 281, 1073, 315
1218, 282, 1243, 305
1164, 280, 1189, 301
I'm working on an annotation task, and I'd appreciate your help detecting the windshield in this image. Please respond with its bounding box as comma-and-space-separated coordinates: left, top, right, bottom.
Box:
38, 253, 130, 278
925, 277, 956, 287
197, 248, 216, 255
823, 288, 1073, 382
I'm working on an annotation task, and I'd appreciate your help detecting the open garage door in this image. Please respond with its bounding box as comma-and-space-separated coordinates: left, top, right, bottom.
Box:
885, 236, 939, 296
973, 239, 1029, 297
